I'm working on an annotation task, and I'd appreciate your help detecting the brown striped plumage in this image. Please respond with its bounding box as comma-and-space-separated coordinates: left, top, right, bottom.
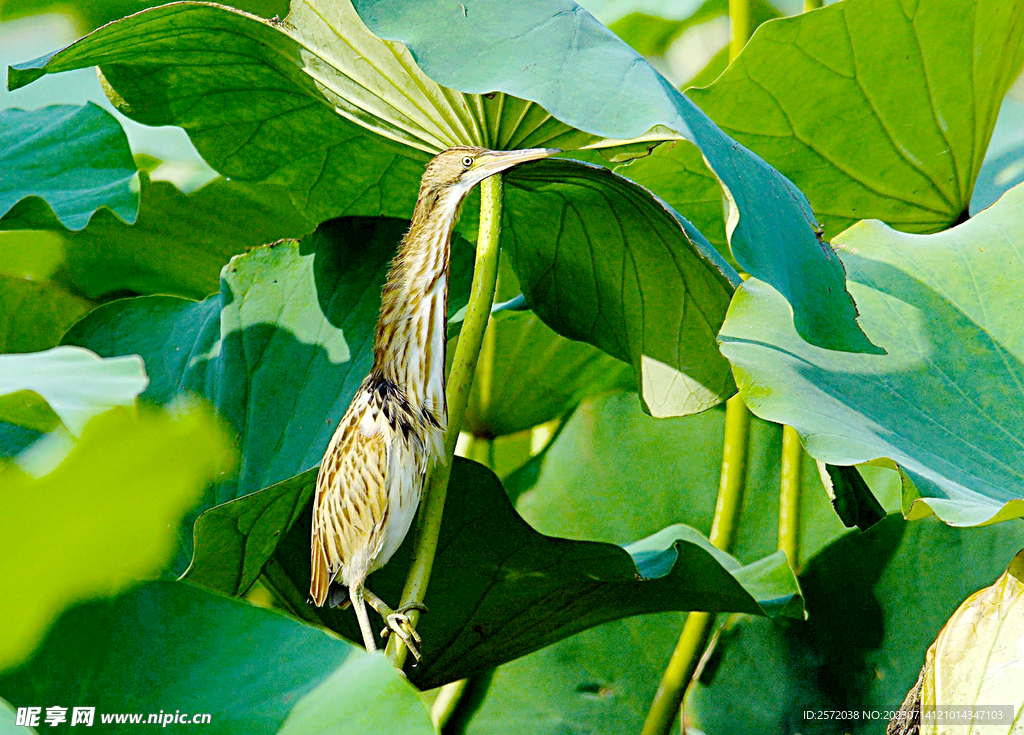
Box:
310, 146, 559, 661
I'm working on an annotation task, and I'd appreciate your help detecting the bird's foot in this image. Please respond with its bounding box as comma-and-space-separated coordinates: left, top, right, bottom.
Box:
362, 589, 426, 663
379, 610, 423, 663
379, 602, 427, 644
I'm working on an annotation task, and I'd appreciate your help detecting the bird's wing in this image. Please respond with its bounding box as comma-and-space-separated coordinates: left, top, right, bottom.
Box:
310, 397, 391, 606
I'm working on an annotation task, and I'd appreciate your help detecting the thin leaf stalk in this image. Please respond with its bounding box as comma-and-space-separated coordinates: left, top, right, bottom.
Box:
642, 611, 715, 735
779, 425, 803, 567
803, 0, 824, 9
461, 268, 500, 466
641, 395, 753, 735
710, 395, 753, 550
386, 174, 505, 667
729, 0, 751, 61
473, 272, 500, 433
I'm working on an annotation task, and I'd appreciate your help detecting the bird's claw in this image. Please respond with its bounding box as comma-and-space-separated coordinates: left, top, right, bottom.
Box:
398, 601, 428, 615
379, 612, 423, 663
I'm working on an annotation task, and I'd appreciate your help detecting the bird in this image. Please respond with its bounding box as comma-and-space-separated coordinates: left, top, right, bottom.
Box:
310, 145, 559, 662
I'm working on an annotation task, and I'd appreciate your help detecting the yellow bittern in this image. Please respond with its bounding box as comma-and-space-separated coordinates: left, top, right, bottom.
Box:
310, 145, 558, 661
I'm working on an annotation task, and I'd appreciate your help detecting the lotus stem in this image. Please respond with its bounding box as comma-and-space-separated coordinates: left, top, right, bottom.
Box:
779, 425, 803, 567
641, 395, 752, 735
730, 0, 751, 61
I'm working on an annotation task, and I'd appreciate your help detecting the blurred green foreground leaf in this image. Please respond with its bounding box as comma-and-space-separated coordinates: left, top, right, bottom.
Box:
0, 403, 234, 674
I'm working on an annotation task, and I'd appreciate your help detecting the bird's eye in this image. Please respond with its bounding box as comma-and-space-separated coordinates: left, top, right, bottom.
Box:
461, 156, 474, 167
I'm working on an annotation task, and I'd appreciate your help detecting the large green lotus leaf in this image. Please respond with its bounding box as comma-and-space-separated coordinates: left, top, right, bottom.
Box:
0, 582, 436, 735
352, 0, 875, 354
0, 276, 91, 354
504, 159, 738, 417
455, 390, 875, 734
690, 516, 1024, 733
260, 457, 803, 689
0, 346, 147, 435
0, 404, 234, 674
5, 0, 621, 225
630, 0, 1024, 245
62, 217, 473, 573
719, 182, 1024, 527
0, 103, 138, 231
4, 175, 315, 301
463, 310, 634, 437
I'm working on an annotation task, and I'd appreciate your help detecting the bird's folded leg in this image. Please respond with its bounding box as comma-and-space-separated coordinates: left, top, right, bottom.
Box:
362, 588, 424, 663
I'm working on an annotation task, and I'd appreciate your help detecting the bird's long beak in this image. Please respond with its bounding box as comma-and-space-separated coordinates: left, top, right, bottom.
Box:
474, 147, 560, 181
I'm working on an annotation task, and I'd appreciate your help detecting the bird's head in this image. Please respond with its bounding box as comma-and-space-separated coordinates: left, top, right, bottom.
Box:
421, 146, 560, 199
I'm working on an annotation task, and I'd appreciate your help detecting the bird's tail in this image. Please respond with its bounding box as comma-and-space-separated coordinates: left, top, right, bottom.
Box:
310, 534, 331, 607
350, 584, 377, 653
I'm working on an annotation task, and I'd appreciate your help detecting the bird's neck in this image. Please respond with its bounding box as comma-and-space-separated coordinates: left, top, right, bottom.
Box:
371, 187, 461, 429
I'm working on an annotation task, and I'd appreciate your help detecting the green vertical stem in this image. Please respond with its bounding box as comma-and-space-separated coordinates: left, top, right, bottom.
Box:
779, 425, 803, 568
641, 395, 752, 735
473, 274, 500, 435
709, 395, 752, 551
460, 267, 500, 468
643, 611, 716, 735
729, 0, 751, 61
386, 174, 504, 667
